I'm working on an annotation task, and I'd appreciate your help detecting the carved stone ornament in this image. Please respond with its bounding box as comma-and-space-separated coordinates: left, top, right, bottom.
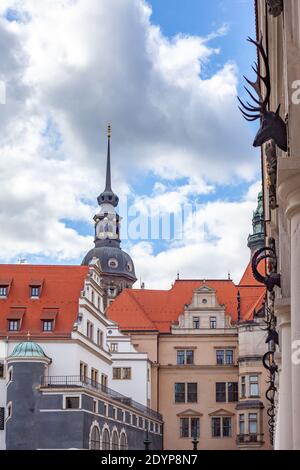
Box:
265, 140, 278, 210
266, 0, 283, 17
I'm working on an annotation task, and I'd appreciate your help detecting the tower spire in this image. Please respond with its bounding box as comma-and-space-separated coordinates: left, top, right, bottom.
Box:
97, 124, 119, 208
105, 124, 112, 191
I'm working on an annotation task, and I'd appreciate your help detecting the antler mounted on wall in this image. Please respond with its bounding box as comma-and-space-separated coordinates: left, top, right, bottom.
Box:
238, 37, 287, 152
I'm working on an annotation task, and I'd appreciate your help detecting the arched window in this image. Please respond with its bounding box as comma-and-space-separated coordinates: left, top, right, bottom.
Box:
102, 428, 110, 450
111, 430, 119, 450
119, 432, 128, 450
89, 425, 100, 450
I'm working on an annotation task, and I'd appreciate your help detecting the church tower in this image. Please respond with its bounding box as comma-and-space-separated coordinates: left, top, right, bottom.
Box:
247, 191, 265, 256
82, 126, 136, 307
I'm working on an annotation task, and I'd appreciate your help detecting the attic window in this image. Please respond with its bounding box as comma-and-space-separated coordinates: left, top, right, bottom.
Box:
108, 258, 118, 269
31, 286, 40, 298
0, 286, 8, 297
202, 299, 207, 304
0, 279, 12, 297
29, 280, 43, 298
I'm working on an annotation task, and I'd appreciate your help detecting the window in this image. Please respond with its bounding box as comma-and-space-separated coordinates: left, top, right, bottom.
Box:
87, 321, 94, 341
191, 418, 200, 438
101, 374, 108, 388
110, 343, 118, 352
216, 350, 224, 364
8, 320, 20, 331
175, 383, 197, 403
249, 413, 258, 434
223, 417, 232, 437
175, 383, 185, 403
212, 416, 232, 438
42, 320, 53, 332
239, 414, 245, 435
212, 417, 221, 437
0, 361, 4, 378
216, 383, 226, 402
112, 367, 131, 380
91, 368, 98, 385
193, 317, 200, 329
113, 368, 121, 379
0, 286, 8, 297
228, 382, 238, 402
30, 286, 40, 297
241, 376, 246, 398
120, 432, 127, 450
65, 396, 80, 409
177, 350, 185, 365
102, 429, 110, 450
249, 375, 259, 397
111, 430, 119, 450
180, 418, 189, 438
0, 407, 4, 430
123, 368, 131, 380
80, 362, 87, 382
210, 317, 217, 329
97, 329, 103, 347
187, 383, 197, 403
93, 400, 97, 413
176, 350, 194, 365
225, 350, 233, 364
90, 425, 100, 450
216, 349, 234, 365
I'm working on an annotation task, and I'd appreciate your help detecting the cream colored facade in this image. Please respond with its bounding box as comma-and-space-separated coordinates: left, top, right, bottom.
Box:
128, 285, 271, 450
256, 0, 300, 450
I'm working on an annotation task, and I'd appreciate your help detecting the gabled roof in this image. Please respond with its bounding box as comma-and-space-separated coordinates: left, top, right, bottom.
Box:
0, 264, 88, 338
108, 264, 265, 333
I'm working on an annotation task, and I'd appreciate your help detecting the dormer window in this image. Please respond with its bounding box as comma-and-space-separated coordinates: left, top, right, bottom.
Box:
31, 286, 40, 298
0, 286, 8, 297
29, 280, 43, 298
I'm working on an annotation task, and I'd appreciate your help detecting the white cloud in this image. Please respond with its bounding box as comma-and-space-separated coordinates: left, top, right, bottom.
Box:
128, 181, 261, 289
0, 0, 260, 274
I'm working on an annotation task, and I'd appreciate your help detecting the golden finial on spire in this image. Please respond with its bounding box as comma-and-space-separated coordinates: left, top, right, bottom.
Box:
108, 124, 111, 139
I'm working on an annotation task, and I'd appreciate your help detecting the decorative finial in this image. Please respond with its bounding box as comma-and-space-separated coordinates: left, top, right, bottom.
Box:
228, 272, 231, 280
108, 124, 111, 139
177, 272, 180, 280
27, 330, 31, 341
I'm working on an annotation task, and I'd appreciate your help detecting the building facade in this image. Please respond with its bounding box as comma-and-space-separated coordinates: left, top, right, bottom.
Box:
0, 260, 162, 449
107, 198, 272, 450
246, 0, 300, 450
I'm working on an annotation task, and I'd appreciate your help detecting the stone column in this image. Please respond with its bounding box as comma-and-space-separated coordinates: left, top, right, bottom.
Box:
279, 164, 300, 450
275, 301, 292, 449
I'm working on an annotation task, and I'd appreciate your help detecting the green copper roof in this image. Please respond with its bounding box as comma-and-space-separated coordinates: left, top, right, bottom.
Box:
9, 341, 47, 359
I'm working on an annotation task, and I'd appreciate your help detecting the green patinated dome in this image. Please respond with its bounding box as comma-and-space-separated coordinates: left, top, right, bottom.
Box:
9, 341, 47, 359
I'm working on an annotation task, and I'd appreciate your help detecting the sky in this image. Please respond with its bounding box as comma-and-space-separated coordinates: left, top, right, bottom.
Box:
0, 0, 261, 289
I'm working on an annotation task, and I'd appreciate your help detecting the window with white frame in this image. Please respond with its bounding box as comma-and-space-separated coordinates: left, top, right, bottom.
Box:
239, 414, 245, 435
180, 417, 200, 438
249, 375, 259, 397
210, 317, 217, 329
211, 416, 232, 438
110, 343, 118, 352
249, 413, 258, 434
64, 396, 80, 409
0, 285, 8, 297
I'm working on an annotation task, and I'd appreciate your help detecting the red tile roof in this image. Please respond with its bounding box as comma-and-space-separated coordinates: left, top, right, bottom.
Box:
108, 263, 265, 333
0, 264, 88, 338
